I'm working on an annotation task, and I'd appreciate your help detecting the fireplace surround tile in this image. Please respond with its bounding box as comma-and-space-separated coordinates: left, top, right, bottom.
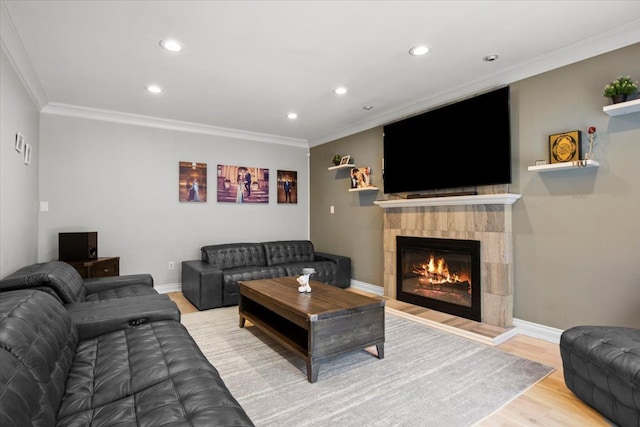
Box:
381, 200, 515, 328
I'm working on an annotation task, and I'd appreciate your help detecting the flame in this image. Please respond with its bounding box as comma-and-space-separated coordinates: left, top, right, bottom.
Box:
412, 254, 465, 284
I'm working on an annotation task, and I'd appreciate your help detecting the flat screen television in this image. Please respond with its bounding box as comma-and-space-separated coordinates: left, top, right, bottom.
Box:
382, 86, 511, 195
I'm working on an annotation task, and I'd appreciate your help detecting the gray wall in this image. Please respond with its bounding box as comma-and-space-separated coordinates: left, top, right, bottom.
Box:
34, 115, 310, 285
310, 43, 640, 330
0, 48, 40, 277
27, 114, 308, 284
310, 127, 384, 285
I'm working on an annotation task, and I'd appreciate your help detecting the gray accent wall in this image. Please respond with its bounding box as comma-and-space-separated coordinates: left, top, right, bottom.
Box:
311, 43, 640, 330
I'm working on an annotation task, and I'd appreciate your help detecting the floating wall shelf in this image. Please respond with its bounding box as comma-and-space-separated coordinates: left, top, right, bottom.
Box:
327, 163, 354, 170
603, 98, 640, 116
349, 187, 379, 192
528, 160, 599, 172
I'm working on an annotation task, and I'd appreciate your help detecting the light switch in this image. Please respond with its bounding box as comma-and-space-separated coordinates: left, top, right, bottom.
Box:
330, 205, 335, 214
40, 201, 49, 212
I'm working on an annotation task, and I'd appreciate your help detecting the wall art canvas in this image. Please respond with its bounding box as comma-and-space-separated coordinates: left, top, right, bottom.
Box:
24, 144, 32, 165
549, 130, 581, 164
179, 161, 207, 202
15, 132, 25, 153
277, 170, 297, 204
350, 166, 375, 189
217, 164, 269, 203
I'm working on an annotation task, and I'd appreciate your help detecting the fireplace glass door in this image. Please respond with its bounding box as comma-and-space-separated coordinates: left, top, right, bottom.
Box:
396, 236, 481, 321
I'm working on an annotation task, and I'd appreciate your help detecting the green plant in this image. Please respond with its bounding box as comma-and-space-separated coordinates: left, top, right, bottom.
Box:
603, 76, 638, 97
331, 154, 342, 165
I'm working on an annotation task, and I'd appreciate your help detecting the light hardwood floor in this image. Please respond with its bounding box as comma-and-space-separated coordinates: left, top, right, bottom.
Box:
167, 290, 610, 426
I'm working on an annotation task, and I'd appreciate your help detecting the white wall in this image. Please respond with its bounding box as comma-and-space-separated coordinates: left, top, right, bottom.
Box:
0, 48, 40, 277
37, 114, 310, 286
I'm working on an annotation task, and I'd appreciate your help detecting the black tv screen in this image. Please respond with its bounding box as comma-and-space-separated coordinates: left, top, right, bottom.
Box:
383, 86, 511, 194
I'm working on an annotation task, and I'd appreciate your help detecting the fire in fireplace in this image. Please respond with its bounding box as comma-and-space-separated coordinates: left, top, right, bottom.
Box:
396, 236, 481, 321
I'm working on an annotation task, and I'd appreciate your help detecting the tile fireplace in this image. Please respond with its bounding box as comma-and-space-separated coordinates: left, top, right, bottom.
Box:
376, 191, 521, 328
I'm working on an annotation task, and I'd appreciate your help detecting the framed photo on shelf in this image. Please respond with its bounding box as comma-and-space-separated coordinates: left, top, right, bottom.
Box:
549, 130, 581, 164
15, 132, 25, 153
339, 155, 350, 166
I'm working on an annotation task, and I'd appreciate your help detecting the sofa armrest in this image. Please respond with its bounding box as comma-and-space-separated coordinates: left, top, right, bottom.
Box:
66, 295, 179, 340
83, 274, 154, 294
315, 252, 351, 288
181, 261, 224, 310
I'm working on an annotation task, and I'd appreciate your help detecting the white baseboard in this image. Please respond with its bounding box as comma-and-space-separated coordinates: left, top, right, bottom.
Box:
349, 280, 563, 344
349, 279, 384, 295
513, 318, 563, 344
155, 282, 182, 294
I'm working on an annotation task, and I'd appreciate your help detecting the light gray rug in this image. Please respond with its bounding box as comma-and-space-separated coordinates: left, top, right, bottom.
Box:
181, 306, 554, 427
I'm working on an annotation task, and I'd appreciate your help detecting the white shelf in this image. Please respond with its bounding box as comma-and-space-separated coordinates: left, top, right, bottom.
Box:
349, 187, 379, 192
527, 160, 599, 172
603, 98, 640, 116
373, 193, 521, 208
328, 163, 354, 170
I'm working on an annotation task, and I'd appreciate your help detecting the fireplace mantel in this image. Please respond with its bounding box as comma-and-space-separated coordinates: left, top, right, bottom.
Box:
373, 193, 521, 208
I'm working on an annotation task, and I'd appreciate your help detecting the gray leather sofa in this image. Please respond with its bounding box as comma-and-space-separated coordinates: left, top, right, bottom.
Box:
182, 240, 351, 310
0, 289, 254, 426
560, 325, 640, 427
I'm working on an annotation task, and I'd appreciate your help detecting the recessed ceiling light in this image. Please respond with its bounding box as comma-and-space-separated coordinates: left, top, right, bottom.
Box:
334, 87, 348, 95
160, 39, 183, 52
146, 84, 162, 94
287, 113, 298, 119
409, 45, 429, 56
483, 54, 499, 62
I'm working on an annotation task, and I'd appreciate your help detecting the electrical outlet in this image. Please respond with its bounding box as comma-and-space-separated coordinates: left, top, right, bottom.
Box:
168, 261, 175, 270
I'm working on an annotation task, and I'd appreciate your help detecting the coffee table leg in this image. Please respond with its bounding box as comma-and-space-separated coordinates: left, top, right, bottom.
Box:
307, 360, 319, 383
239, 316, 246, 328
376, 343, 384, 359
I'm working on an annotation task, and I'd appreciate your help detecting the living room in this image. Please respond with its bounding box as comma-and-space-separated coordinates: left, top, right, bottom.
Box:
2, 0, 639, 339
2, 2, 640, 425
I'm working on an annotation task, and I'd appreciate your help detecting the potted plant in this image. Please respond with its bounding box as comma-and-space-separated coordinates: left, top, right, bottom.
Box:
603, 76, 638, 104
331, 154, 342, 166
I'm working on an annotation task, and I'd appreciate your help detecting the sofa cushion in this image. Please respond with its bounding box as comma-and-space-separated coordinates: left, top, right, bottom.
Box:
0, 261, 86, 303
262, 240, 315, 266
0, 290, 78, 426
202, 243, 267, 269
57, 320, 247, 425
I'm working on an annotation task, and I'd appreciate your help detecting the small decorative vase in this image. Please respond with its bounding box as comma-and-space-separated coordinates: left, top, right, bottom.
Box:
611, 94, 628, 104
583, 152, 593, 161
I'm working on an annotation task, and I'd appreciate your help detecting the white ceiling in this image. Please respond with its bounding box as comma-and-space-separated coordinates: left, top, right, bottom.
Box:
2, 1, 640, 147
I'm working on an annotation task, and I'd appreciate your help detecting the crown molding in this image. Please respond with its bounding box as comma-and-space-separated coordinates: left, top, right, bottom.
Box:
0, 1, 48, 109
41, 102, 309, 147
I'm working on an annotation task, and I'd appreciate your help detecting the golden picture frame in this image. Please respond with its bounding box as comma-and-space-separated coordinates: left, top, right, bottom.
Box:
549, 130, 581, 164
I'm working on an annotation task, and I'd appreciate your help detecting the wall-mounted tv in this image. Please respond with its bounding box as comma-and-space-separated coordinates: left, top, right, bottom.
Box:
382, 86, 511, 195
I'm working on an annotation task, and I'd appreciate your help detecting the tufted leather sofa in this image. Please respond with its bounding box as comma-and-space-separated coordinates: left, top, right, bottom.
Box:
560, 325, 640, 427
0, 289, 254, 426
0, 260, 158, 304
182, 240, 351, 310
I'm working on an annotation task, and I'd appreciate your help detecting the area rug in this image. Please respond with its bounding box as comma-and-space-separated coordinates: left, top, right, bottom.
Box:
181, 307, 554, 427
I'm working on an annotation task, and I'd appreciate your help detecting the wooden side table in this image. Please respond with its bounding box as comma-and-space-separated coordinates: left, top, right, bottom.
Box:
67, 257, 120, 279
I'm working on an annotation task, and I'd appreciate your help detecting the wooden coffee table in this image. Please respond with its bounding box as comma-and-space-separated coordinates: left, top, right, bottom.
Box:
238, 276, 385, 383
